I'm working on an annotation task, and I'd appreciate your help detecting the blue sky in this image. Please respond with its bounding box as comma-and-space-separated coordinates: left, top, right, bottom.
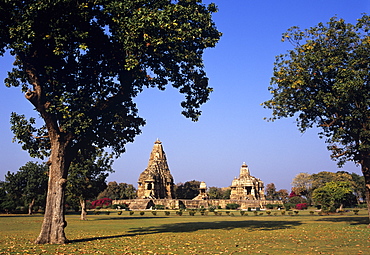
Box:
0, 0, 368, 191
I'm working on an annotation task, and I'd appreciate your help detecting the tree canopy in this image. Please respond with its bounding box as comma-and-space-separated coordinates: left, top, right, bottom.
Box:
263, 14, 370, 223
0, 0, 220, 244
312, 181, 353, 212
4, 161, 48, 214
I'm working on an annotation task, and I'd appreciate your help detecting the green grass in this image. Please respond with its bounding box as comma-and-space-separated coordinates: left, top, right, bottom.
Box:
1, 210, 370, 254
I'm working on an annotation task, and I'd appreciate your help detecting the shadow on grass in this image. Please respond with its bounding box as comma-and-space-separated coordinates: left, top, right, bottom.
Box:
70, 219, 302, 243
315, 216, 369, 225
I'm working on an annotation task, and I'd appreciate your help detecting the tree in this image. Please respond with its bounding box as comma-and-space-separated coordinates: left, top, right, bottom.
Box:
97, 181, 137, 200
263, 15, 370, 224
175, 180, 201, 199
291, 173, 313, 203
208, 186, 231, 199
265, 183, 277, 200
66, 148, 112, 220
276, 189, 289, 203
312, 181, 353, 212
349, 172, 366, 204
0, 181, 16, 213
4, 162, 48, 215
1, 0, 220, 243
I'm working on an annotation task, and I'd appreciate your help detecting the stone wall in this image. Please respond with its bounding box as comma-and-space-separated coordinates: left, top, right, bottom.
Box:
113, 199, 283, 210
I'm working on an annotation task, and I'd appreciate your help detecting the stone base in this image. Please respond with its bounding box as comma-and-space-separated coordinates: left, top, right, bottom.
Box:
113, 199, 282, 210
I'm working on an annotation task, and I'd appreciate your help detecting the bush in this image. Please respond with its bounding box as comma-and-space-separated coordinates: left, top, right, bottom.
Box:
139, 211, 145, 216
164, 211, 170, 216
226, 203, 240, 210
189, 211, 196, 216
295, 203, 308, 210
266, 211, 272, 215
208, 206, 216, 212
105, 211, 110, 215
117, 211, 122, 215
112, 203, 129, 210
129, 211, 134, 215
151, 211, 157, 216
288, 211, 293, 216
309, 211, 315, 215
153, 204, 164, 210
293, 210, 299, 215
91, 198, 112, 209
281, 210, 286, 215
176, 211, 183, 216
353, 209, 359, 215
253, 211, 258, 216
240, 211, 245, 216
266, 204, 274, 210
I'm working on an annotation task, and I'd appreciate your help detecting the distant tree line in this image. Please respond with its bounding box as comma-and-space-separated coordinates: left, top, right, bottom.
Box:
266, 171, 366, 212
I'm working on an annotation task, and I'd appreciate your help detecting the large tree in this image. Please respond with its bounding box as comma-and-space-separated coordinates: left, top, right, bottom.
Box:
312, 181, 353, 212
263, 15, 370, 224
1, 0, 221, 244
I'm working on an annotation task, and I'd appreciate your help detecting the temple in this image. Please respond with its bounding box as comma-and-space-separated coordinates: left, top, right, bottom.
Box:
137, 139, 175, 199
230, 162, 265, 200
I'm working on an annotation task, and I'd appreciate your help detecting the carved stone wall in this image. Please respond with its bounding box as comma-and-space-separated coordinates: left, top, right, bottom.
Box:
137, 140, 175, 199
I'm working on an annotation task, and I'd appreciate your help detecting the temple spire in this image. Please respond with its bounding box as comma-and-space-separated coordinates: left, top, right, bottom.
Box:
137, 140, 175, 199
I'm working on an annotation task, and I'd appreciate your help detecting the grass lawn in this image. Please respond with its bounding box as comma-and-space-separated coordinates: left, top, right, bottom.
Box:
1, 209, 370, 254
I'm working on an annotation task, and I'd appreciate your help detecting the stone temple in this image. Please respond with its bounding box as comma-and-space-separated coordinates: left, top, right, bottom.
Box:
137, 139, 175, 199
230, 162, 265, 200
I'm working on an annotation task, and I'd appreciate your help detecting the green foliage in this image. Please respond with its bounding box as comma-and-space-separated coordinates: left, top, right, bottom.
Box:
66, 148, 112, 210
3, 162, 48, 214
153, 205, 165, 210
208, 187, 231, 199
97, 181, 137, 200
225, 203, 240, 210
4, 0, 221, 159
312, 181, 353, 212
265, 183, 278, 200
175, 180, 201, 199
263, 15, 370, 167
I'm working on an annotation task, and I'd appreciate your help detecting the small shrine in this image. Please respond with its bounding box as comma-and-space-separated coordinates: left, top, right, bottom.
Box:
230, 162, 265, 200
192, 181, 209, 200
137, 139, 175, 199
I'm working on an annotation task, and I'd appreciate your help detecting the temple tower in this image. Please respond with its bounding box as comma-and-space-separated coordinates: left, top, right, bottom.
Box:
137, 139, 175, 199
230, 162, 265, 200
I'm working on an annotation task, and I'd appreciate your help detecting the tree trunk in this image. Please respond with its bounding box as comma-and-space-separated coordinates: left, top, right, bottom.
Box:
34, 138, 71, 244
360, 156, 370, 227
28, 198, 35, 215
80, 198, 87, 221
